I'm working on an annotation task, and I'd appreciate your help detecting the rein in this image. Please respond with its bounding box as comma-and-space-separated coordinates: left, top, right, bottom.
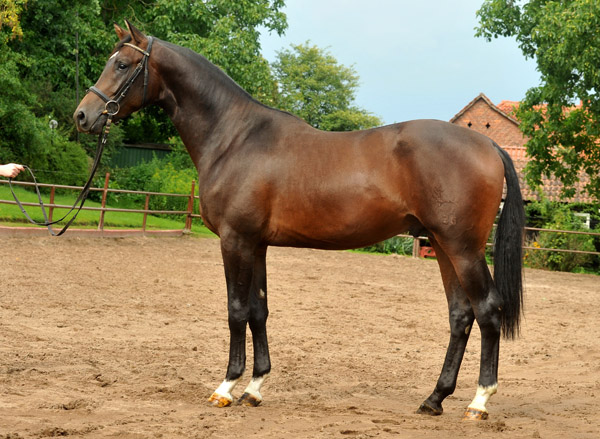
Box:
9, 37, 153, 236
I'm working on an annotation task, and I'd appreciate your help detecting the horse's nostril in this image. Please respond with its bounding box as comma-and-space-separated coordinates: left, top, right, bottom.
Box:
77, 110, 86, 121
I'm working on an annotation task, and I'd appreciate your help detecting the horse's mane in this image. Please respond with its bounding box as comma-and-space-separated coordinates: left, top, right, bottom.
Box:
113, 35, 302, 121
161, 39, 302, 120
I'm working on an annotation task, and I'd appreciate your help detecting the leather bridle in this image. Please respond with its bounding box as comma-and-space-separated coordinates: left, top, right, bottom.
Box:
9, 37, 154, 236
87, 36, 154, 117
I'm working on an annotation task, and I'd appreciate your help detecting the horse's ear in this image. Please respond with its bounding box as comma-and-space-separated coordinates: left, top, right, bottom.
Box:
124, 20, 146, 44
114, 22, 128, 40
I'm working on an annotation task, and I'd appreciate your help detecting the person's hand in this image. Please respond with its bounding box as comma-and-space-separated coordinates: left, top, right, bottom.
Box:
0, 163, 25, 178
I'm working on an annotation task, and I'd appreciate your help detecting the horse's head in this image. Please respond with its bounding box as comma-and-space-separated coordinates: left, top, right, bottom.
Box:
74, 21, 156, 134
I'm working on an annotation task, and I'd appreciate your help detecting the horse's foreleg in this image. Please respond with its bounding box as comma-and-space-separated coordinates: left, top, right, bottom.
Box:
238, 247, 271, 407
209, 238, 256, 407
418, 242, 474, 416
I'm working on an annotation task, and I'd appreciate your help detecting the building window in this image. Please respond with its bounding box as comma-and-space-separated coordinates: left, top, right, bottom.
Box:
467, 121, 472, 128
574, 212, 591, 229
485, 122, 491, 129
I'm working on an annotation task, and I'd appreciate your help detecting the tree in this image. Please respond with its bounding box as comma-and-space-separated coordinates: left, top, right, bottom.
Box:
110, 0, 287, 144
0, 0, 26, 41
272, 42, 381, 131
1, 0, 288, 171
476, 0, 600, 200
0, 0, 90, 183
99, 0, 286, 107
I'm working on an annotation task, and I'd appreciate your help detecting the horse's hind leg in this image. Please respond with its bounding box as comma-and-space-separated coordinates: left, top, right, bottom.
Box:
417, 239, 475, 416
451, 251, 503, 420
238, 246, 271, 407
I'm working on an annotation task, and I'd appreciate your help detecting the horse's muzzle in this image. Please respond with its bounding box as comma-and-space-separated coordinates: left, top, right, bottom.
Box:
73, 107, 106, 134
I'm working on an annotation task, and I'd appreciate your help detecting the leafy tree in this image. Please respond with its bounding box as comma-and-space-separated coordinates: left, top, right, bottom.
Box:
1, 0, 288, 177
97, 0, 287, 143
0, 0, 90, 183
320, 109, 382, 132
99, 0, 285, 102
272, 42, 381, 131
0, 0, 27, 41
476, 0, 600, 201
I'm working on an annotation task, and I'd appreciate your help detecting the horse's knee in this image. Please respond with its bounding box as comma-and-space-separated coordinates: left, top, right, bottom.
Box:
249, 298, 268, 326
228, 299, 250, 327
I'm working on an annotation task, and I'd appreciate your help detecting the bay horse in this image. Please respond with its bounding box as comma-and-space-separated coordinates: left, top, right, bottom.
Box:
74, 21, 525, 420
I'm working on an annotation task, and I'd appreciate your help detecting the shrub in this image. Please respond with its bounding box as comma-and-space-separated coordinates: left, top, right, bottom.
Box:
108, 143, 197, 219
362, 236, 414, 255
524, 203, 597, 272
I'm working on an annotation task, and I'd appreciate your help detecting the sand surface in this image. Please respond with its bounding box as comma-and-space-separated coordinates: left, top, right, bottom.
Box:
1, 235, 598, 438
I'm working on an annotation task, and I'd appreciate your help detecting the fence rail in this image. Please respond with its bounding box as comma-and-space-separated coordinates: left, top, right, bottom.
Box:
0, 173, 200, 233
1, 175, 598, 258
407, 226, 600, 258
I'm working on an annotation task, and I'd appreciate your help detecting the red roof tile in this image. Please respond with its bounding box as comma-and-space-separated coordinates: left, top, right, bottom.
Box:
451, 94, 594, 203
497, 100, 520, 116
501, 147, 593, 203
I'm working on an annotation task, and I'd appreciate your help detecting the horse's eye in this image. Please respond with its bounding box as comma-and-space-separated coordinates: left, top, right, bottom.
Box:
117, 62, 128, 71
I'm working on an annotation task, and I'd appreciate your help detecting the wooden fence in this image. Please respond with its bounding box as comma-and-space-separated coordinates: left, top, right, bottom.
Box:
0, 173, 202, 233
1, 175, 599, 259
405, 225, 600, 259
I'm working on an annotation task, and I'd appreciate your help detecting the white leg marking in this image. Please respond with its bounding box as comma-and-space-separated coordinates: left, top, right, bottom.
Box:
467, 384, 498, 412
214, 378, 240, 401
243, 374, 269, 400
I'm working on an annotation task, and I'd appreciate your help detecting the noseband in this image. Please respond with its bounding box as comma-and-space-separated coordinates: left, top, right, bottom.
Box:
87, 36, 154, 116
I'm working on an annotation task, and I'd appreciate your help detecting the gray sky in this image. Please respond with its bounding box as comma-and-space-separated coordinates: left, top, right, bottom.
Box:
259, 0, 540, 125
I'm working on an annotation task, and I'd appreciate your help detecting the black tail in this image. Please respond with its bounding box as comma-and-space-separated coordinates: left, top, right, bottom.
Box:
493, 143, 525, 339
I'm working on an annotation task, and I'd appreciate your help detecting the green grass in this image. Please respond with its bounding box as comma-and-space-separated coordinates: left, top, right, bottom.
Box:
0, 183, 216, 237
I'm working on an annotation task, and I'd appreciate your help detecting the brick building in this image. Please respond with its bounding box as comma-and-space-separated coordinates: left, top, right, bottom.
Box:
450, 93, 592, 203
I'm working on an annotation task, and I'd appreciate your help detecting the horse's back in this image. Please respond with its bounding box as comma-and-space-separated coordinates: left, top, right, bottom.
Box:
257, 118, 504, 249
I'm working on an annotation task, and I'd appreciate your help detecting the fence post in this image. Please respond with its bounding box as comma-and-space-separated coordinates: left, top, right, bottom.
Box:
412, 237, 421, 258
184, 180, 196, 233
98, 172, 110, 231
142, 194, 150, 232
48, 186, 55, 223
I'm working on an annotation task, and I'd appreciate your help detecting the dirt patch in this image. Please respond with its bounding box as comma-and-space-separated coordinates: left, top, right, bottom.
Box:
1, 235, 598, 438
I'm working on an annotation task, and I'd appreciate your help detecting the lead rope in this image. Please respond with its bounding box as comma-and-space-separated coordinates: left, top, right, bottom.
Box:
9, 115, 113, 236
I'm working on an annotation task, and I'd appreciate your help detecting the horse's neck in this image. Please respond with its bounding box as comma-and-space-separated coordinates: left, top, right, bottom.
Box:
155, 43, 262, 166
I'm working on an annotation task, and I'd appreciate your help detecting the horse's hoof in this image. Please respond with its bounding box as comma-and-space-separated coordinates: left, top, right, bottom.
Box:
208, 392, 233, 408
463, 407, 489, 420
238, 392, 262, 407
416, 402, 443, 416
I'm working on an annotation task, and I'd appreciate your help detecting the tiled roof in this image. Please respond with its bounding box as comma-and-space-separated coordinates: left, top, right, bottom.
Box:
496, 100, 520, 116
502, 147, 593, 203
451, 94, 595, 203
451, 93, 520, 125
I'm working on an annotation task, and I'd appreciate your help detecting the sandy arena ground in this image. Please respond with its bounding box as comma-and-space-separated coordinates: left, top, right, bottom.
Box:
0, 235, 598, 438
